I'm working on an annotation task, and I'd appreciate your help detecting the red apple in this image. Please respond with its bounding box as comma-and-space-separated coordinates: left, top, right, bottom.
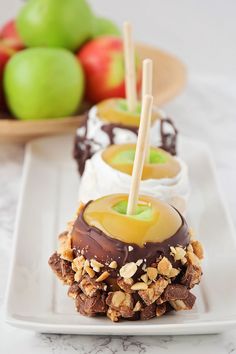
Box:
1, 19, 25, 51
77, 36, 141, 104
0, 43, 15, 111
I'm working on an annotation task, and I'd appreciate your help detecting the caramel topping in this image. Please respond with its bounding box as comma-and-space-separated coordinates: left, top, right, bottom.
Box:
97, 98, 159, 127
102, 144, 181, 180
83, 194, 182, 247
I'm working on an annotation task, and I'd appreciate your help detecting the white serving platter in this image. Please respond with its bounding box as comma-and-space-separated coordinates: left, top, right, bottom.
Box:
5, 134, 236, 335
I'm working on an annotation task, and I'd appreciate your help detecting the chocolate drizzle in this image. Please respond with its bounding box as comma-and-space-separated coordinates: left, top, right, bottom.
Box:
73, 113, 102, 175
101, 123, 138, 145
73, 112, 178, 175
159, 118, 178, 156
71, 202, 190, 278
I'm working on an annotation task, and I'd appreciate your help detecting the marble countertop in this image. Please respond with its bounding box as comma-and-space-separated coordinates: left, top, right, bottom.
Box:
0, 75, 236, 353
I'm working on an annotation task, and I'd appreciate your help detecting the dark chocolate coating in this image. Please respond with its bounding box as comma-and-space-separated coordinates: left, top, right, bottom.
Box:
159, 118, 178, 156
71, 202, 190, 274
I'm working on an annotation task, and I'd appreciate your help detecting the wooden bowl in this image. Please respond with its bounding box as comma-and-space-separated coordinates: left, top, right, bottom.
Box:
0, 43, 186, 143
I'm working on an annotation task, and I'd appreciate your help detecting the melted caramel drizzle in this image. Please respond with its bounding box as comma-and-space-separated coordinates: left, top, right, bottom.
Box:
83, 194, 182, 247
102, 144, 181, 180
97, 98, 159, 127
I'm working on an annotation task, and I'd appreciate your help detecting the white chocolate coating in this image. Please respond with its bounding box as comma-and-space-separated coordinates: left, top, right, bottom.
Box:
78, 149, 190, 214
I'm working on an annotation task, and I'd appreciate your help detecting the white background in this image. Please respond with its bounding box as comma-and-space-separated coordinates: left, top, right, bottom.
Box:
0, 1, 236, 353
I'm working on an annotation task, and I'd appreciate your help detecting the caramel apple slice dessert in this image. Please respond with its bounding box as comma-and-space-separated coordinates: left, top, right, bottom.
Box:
78, 143, 189, 214
73, 99, 177, 175
49, 95, 203, 322
48, 194, 203, 321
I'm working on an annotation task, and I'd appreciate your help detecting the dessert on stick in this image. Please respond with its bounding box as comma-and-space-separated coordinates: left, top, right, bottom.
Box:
74, 22, 177, 175
78, 60, 189, 213
78, 143, 189, 213
49, 95, 203, 322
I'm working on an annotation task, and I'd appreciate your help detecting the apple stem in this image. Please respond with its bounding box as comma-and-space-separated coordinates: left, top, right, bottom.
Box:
123, 22, 137, 112
127, 94, 153, 215
142, 59, 153, 164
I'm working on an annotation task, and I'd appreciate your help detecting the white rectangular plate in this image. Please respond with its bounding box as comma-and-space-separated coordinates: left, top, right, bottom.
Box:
5, 134, 236, 335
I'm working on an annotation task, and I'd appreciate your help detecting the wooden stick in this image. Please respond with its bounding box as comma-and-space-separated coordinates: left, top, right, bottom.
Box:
142, 59, 153, 98
123, 22, 137, 112
127, 95, 153, 215
142, 59, 153, 164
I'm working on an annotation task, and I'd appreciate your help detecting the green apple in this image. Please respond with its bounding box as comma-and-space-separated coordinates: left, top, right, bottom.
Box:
16, 0, 93, 51
113, 200, 152, 220
92, 17, 121, 38
116, 99, 141, 114
112, 148, 168, 165
4, 47, 84, 120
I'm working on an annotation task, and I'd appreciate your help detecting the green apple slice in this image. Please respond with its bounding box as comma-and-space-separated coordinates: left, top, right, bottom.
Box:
116, 99, 141, 115
111, 147, 168, 165
112, 200, 153, 220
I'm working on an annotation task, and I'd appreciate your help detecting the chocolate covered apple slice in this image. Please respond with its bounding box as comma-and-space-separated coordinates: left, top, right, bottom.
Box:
49, 194, 203, 321
78, 143, 189, 214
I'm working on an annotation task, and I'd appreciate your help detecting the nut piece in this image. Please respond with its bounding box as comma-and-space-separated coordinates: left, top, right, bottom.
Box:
83, 259, 90, 269
186, 251, 201, 267
140, 274, 149, 283
79, 275, 105, 297
91, 259, 104, 269
191, 240, 204, 260
117, 277, 134, 293
170, 246, 176, 256
72, 255, 85, 272
169, 268, 180, 278
90, 259, 104, 273
157, 257, 172, 276
136, 259, 143, 266
96, 271, 110, 282
146, 267, 158, 281
173, 247, 186, 261
138, 277, 168, 305
58, 232, 73, 261
131, 282, 148, 291
120, 262, 137, 279
107, 307, 121, 322
109, 261, 117, 269
106, 291, 134, 318
187, 244, 194, 252
133, 301, 142, 312
74, 269, 83, 282
85, 266, 95, 278
110, 291, 125, 308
